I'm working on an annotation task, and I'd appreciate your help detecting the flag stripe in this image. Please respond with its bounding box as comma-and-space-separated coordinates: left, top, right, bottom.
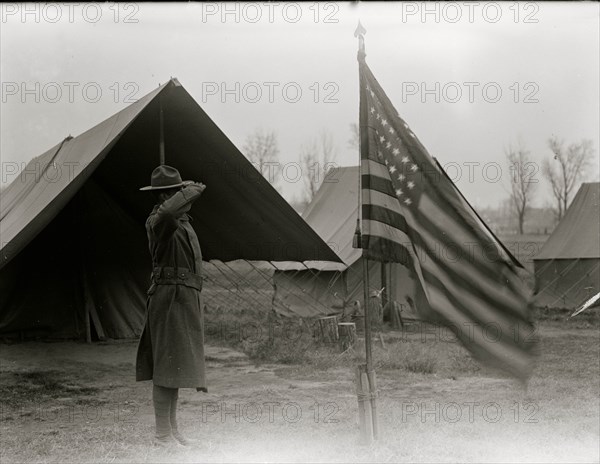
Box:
417, 168, 517, 269
363, 219, 411, 244
361, 159, 389, 179
419, 194, 526, 295
363, 203, 529, 321
362, 235, 414, 265
419, 252, 533, 345
362, 192, 515, 286
426, 285, 534, 377
362, 189, 405, 216
415, 227, 528, 322
361, 179, 525, 296
362, 174, 396, 197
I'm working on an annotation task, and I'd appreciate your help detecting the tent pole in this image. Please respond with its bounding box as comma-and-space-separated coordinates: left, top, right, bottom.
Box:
84, 304, 92, 343
159, 97, 165, 165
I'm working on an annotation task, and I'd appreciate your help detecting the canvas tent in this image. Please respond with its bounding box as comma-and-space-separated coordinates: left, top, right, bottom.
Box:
272, 166, 429, 319
533, 182, 600, 309
0, 79, 341, 339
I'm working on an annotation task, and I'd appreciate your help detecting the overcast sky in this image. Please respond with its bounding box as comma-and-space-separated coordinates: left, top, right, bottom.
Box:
1, 2, 599, 208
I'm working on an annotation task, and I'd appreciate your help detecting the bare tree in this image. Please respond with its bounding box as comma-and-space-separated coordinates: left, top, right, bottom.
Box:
300, 129, 337, 203
243, 128, 280, 188
543, 137, 595, 221
347, 122, 360, 150
505, 141, 537, 234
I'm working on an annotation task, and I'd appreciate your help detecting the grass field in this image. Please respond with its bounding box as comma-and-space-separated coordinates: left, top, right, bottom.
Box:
1, 316, 598, 463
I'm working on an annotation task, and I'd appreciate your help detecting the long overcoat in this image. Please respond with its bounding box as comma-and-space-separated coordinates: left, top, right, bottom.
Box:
136, 185, 206, 390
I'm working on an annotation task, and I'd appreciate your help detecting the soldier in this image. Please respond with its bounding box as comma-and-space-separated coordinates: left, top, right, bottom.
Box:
136, 165, 206, 448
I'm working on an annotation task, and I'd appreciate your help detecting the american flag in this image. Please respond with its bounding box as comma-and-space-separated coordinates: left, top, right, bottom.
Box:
359, 60, 538, 379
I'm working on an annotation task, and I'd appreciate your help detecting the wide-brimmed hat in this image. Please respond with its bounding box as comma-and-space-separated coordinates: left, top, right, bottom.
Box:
140, 165, 188, 191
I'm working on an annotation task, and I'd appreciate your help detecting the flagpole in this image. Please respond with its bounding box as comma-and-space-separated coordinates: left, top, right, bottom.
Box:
354, 21, 379, 443
355, 19, 372, 375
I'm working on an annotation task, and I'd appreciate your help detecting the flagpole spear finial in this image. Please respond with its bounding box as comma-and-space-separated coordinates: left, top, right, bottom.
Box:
354, 21, 366, 62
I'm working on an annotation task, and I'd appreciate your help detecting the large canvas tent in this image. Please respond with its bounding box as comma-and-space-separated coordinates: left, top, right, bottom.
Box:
273, 166, 429, 319
0, 79, 341, 339
533, 182, 600, 309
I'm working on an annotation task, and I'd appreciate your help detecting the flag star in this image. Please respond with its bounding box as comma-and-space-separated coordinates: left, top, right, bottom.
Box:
401, 156, 410, 164
370, 106, 375, 114
388, 127, 395, 135
377, 150, 383, 159
398, 173, 405, 181
392, 148, 400, 156
407, 181, 415, 189
410, 163, 418, 172
389, 165, 397, 174
404, 198, 412, 205
395, 188, 403, 197
379, 135, 385, 143
370, 90, 375, 97
376, 113, 381, 120
381, 119, 388, 127
384, 158, 389, 165
385, 142, 391, 149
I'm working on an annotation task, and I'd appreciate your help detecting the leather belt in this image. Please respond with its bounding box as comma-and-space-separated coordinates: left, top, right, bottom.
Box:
150, 266, 203, 292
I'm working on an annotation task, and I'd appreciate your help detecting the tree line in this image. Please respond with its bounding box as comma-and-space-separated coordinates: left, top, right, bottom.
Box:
242, 126, 596, 232
242, 127, 339, 208
506, 137, 595, 234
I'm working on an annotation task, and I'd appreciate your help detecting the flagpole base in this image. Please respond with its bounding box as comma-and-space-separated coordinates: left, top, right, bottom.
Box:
355, 363, 379, 444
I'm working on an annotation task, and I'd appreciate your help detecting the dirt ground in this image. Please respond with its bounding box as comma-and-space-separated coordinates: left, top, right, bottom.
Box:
1, 323, 598, 463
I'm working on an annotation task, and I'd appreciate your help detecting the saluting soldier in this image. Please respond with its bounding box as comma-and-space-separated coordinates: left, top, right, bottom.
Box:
136, 165, 206, 448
